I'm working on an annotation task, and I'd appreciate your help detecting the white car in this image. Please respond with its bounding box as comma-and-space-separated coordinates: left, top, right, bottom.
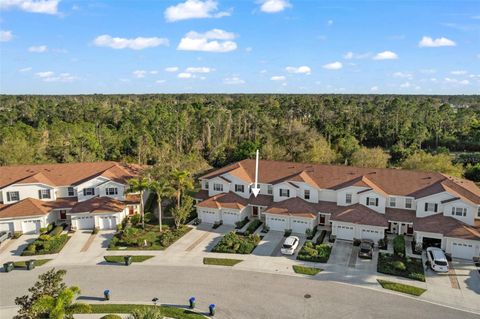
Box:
426, 247, 449, 272
281, 236, 300, 255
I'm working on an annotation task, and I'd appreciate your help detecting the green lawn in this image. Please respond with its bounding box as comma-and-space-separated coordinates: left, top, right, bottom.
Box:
211, 231, 261, 254
13, 259, 52, 268
292, 265, 322, 276
377, 252, 425, 282
203, 257, 243, 266
104, 255, 154, 263
377, 279, 427, 296
74, 304, 205, 319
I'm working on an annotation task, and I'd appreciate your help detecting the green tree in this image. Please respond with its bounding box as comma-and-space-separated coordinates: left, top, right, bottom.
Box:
127, 178, 150, 229
465, 164, 480, 182
32, 286, 90, 319
336, 135, 360, 164
171, 195, 194, 229
149, 179, 175, 232
401, 151, 464, 176
128, 307, 162, 319
351, 147, 390, 168
171, 169, 194, 208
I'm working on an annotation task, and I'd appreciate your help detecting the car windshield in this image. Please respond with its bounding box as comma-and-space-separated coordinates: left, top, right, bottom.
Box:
283, 243, 292, 249
360, 243, 371, 249
360, 247, 371, 253
436, 260, 448, 266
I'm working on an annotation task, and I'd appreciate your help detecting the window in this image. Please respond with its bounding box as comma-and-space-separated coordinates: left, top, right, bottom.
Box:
405, 198, 413, 209
235, 184, 244, 193
345, 193, 352, 204
451, 207, 467, 217
83, 188, 95, 196
366, 197, 378, 206
213, 183, 223, 192
424, 203, 438, 212
106, 187, 118, 195
204, 181, 209, 190
38, 189, 51, 199
279, 189, 290, 197
6, 191, 19, 202
304, 189, 310, 200
389, 197, 396, 207
67, 187, 75, 197
267, 185, 273, 195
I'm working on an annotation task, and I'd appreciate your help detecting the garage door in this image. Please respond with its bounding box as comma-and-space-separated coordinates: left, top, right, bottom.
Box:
451, 242, 476, 260
76, 216, 95, 230
222, 211, 239, 225
0, 222, 14, 233
199, 210, 219, 224
291, 219, 310, 234
360, 228, 383, 241
336, 225, 354, 240
99, 216, 117, 230
22, 220, 41, 234
267, 216, 288, 231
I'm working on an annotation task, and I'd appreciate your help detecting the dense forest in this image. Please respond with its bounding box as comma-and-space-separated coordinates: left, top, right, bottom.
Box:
1, 94, 479, 181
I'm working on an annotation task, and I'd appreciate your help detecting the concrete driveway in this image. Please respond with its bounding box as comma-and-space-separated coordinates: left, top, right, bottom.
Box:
0, 234, 38, 259
453, 260, 480, 295
252, 230, 284, 256
329, 240, 352, 267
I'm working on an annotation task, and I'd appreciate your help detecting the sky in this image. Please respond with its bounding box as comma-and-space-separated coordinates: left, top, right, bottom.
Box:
0, 0, 479, 95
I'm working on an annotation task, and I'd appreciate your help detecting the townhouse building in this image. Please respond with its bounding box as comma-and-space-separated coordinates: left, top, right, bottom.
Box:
194, 159, 480, 260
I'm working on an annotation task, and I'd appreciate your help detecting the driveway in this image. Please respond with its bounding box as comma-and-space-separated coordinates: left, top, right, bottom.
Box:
252, 230, 284, 256
328, 240, 352, 267
0, 234, 38, 259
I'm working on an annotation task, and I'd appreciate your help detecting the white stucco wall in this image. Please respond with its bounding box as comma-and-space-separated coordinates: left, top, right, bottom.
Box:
273, 182, 297, 202
358, 190, 386, 214
2, 184, 55, 204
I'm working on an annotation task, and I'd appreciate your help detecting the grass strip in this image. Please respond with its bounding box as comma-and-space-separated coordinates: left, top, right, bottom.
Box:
203, 257, 243, 266
377, 279, 426, 296
292, 265, 322, 276
13, 259, 52, 268
103, 255, 154, 263
74, 304, 205, 319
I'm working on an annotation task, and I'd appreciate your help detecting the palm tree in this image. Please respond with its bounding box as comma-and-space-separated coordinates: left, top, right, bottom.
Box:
170, 169, 194, 208
149, 179, 175, 233
127, 177, 150, 229
32, 286, 90, 319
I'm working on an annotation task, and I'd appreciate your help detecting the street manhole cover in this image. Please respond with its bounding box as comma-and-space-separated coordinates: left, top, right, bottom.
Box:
304, 294, 311, 299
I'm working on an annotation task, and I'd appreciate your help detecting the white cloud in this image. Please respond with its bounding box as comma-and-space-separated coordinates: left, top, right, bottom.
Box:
0, 30, 13, 42
28, 45, 48, 53
373, 50, 398, 60
178, 72, 193, 79
93, 34, 169, 50
185, 67, 213, 73
259, 0, 291, 13
35, 71, 77, 82
164, 0, 230, 22
451, 70, 467, 75
177, 29, 237, 53
270, 75, 286, 81
155, 80, 166, 84
400, 82, 411, 88
285, 66, 311, 75
393, 72, 413, 79
132, 70, 147, 78
322, 61, 343, 70
343, 51, 371, 60
19, 67, 32, 72
420, 69, 436, 74
327, 19, 333, 26
370, 86, 379, 92
418, 36, 456, 48
224, 76, 245, 85
245, 47, 252, 52
0, 0, 60, 15
444, 77, 469, 85
165, 66, 179, 72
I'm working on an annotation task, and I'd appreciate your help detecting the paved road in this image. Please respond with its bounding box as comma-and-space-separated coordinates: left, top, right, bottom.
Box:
1, 265, 478, 319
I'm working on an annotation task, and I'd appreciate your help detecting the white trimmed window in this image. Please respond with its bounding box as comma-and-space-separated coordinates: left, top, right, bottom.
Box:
367, 197, 378, 206
235, 184, 244, 193
405, 198, 413, 209
204, 181, 209, 190
304, 189, 310, 200
106, 187, 118, 195
451, 207, 467, 217
267, 185, 273, 195
389, 197, 396, 207
213, 183, 223, 192
38, 189, 51, 199
425, 203, 438, 212
345, 193, 352, 204
67, 187, 75, 197
6, 191, 19, 201
279, 189, 290, 197
83, 188, 95, 196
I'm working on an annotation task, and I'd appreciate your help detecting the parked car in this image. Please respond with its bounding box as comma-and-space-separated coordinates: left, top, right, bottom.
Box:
426, 247, 449, 272
0, 231, 11, 244
281, 236, 300, 255
358, 239, 374, 259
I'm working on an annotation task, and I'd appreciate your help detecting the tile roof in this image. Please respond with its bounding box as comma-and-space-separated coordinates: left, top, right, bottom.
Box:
124, 194, 141, 204
414, 214, 480, 241
192, 190, 210, 201
0, 198, 53, 218
385, 208, 416, 223
330, 204, 389, 227
200, 159, 480, 203
248, 194, 274, 207
264, 197, 318, 218
196, 192, 248, 210
0, 161, 140, 189
70, 196, 126, 214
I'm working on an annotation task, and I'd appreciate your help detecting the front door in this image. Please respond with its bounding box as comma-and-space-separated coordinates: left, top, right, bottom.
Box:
407, 224, 413, 235
319, 215, 325, 225
252, 206, 259, 217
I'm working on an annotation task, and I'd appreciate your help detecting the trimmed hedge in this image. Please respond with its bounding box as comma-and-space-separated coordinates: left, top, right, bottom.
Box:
212, 231, 261, 254
49, 225, 64, 236
21, 234, 70, 256
100, 315, 122, 319
235, 217, 249, 229
245, 219, 262, 235
297, 241, 332, 263
316, 230, 327, 245
393, 235, 406, 257
377, 252, 425, 282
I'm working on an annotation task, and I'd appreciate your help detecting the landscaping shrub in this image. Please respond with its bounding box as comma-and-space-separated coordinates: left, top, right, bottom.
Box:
13, 231, 23, 239
212, 220, 223, 229
39, 227, 48, 234
284, 229, 292, 237
261, 224, 270, 233
212, 232, 261, 254
235, 217, 249, 229
92, 227, 99, 235
109, 236, 119, 249
306, 226, 317, 240
39, 234, 51, 241
378, 238, 388, 250
393, 235, 406, 257
144, 212, 155, 223
245, 219, 262, 235
316, 230, 327, 245
22, 234, 69, 256
130, 214, 141, 226
297, 242, 332, 263
392, 260, 406, 271
49, 225, 64, 236
47, 223, 54, 233
159, 231, 176, 247
377, 252, 425, 282
100, 315, 122, 319
353, 238, 361, 246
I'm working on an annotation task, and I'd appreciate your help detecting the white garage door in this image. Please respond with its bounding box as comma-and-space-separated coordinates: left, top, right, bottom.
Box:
99, 216, 117, 230
336, 225, 354, 240
0, 222, 14, 233
291, 219, 310, 234
22, 220, 41, 234
451, 242, 476, 260
76, 216, 95, 230
267, 216, 288, 231
360, 228, 383, 241
222, 211, 239, 225
199, 210, 219, 224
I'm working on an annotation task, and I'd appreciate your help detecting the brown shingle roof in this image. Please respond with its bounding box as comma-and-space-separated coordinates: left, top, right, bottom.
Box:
0, 162, 140, 189
70, 197, 126, 214
192, 190, 210, 201
200, 159, 480, 203
264, 197, 317, 218
414, 214, 480, 241
248, 194, 274, 207
196, 192, 248, 210
330, 204, 389, 227
124, 194, 141, 204
0, 198, 52, 218
385, 208, 416, 223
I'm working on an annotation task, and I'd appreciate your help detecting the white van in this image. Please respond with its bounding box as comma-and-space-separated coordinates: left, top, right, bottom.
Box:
426, 247, 449, 272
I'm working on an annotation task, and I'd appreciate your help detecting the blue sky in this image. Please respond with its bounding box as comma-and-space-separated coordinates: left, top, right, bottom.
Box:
0, 0, 479, 94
